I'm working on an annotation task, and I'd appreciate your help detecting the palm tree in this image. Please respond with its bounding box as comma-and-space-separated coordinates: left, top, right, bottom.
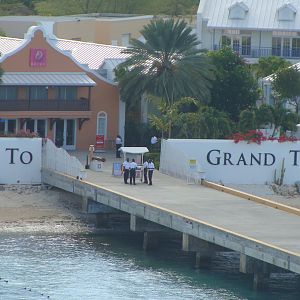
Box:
116, 18, 214, 137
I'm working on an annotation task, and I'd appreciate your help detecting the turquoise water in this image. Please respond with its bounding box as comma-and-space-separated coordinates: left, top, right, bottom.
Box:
0, 233, 299, 300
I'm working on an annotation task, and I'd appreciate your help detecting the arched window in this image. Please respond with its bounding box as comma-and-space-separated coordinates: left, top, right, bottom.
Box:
97, 111, 107, 137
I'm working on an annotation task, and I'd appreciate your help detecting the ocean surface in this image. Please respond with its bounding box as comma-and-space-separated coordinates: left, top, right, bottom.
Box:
0, 233, 299, 300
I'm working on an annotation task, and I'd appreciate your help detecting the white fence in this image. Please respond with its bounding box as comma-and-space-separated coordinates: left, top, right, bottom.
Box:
42, 139, 85, 178
160, 139, 300, 184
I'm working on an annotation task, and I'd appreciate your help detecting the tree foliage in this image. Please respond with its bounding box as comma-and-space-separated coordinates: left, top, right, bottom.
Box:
238, 110, 256, 133
238, 104, 300, 135
191, 106, 234, 139
255, 104, 274, 128
272, 66, 300, 113
253, 56, 290, 79
117, 18, 215, 109
0, 0, 33, 15
117, 18, 215, 138
208, 47, 259, 121
149, 97, 234, 139
175, 105, 234, 139
31, 0, 199, 16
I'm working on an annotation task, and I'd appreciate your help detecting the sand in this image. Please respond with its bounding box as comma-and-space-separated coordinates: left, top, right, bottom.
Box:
0, 185, 92, 233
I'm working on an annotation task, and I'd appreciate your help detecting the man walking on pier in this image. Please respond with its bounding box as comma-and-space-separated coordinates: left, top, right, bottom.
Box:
122, 158, 130, 184
148, 159, 155, 186
130, 158, 137, 185
143, 159, 149, 184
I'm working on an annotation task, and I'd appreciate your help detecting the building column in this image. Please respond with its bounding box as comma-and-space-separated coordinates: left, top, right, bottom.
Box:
118, 98, 126, 142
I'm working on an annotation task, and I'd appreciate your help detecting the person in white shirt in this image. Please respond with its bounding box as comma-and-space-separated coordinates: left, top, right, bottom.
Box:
129, 158, 138, 185
115, 135, 122, 158
151, 136, 158, 145
148, 159, 155, 185
122, 158, 130, 184
143, 160, 149, 184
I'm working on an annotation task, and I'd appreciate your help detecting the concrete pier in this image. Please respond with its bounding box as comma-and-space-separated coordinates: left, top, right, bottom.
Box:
42, 165, 300, 289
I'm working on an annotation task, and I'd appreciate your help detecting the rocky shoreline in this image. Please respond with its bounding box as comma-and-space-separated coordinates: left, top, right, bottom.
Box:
0, 185, 93, 234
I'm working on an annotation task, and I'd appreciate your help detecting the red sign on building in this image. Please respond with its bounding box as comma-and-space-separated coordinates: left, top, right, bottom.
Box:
95, 135, 105, 151
29, 48, 47, 67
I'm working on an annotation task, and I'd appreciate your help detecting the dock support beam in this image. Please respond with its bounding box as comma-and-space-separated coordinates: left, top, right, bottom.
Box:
130, 215, 176, 251
182, 233, 214, 268
240, 253, 270, 289
143, 232, 159, 250
82, 196, 88, 212
253, 273, 269, 290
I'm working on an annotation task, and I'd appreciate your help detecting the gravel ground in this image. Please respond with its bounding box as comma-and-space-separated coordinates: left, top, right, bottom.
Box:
227, 183, 300, 209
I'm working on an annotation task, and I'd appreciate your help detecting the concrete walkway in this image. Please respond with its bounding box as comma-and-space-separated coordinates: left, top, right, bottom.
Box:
71, 150, 300, 255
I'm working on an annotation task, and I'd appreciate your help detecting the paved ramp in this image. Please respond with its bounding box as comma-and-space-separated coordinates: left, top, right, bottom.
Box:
85, 165, 300, 254
43, 151, 300, 275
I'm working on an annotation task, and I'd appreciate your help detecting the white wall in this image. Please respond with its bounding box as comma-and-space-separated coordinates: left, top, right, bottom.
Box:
199, 21, 213, 50
160, 139, 300, 184
0, 138, 42, 184
42, 139, 84, 178
260, 31, 272, 48
251, 31, 260, 49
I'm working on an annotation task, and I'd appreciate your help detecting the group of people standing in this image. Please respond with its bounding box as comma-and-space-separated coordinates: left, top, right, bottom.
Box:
122, 158, 137, 185
117, 134, 155, 186
122, 158, 155, 185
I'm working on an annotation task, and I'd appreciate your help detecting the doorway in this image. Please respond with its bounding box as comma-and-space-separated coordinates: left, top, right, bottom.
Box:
55, 119, 76, 150
24, 119, 47, 137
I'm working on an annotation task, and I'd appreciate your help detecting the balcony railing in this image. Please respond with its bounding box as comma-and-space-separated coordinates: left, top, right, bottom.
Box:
213, 45, 300, 59
0, 99, 90, 111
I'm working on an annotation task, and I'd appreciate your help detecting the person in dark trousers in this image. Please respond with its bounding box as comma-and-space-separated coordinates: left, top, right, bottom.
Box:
122, 158, 130, 184
115, 135, 122, 158
129, 158, 137, 185
143, 159, 149, 184
148, 159, 155, 185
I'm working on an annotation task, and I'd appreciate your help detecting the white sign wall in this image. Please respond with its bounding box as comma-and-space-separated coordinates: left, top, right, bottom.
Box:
160, 139, 300, 184
0, 138, 42, 184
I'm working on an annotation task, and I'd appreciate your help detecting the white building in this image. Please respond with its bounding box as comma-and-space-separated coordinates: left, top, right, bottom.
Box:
197, 0, 300, 63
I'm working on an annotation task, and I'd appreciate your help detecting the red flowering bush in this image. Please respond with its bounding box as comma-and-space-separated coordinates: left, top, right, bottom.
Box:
277, 135, 298, 143
229, 130, 298, 144
230, 130, 266, 144
0, 130, 39, 138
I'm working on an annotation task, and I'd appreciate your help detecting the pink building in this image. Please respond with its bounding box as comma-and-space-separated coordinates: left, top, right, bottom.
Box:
0, 26, 129, 150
